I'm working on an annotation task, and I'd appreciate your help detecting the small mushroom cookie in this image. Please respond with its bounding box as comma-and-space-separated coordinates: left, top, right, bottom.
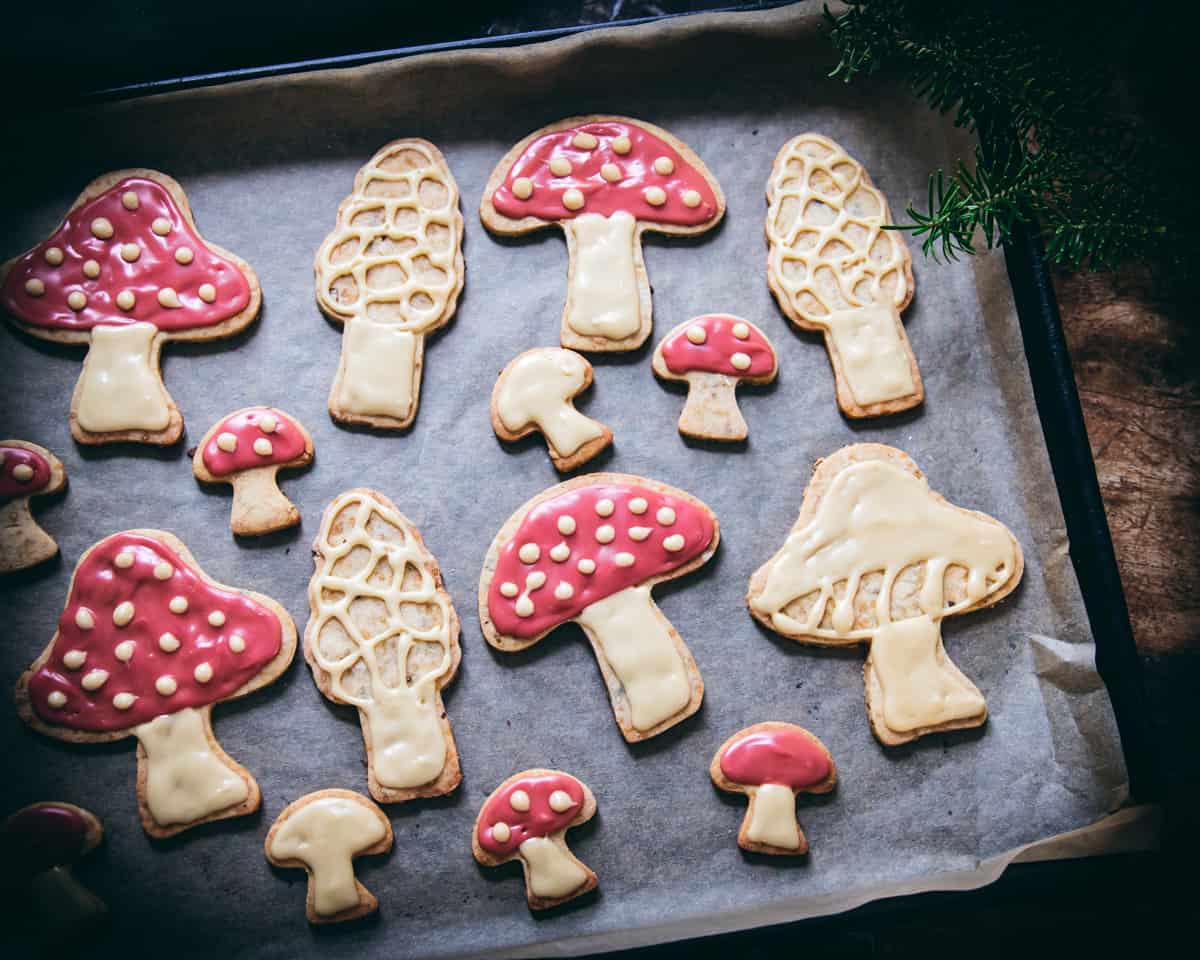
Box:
479, 474, 718, 741
193, 406, 314, 536
472, 769, 597, 910
766, 134, 923, 418
265, 789, 392, 924
651, 315, 778, 442
0, 440, 66, 574
315, 139, 464, 430
15, 530, 297, 837
710, 722, 836, 855
492, 348, 613, 471
482, 116, 724, 351
0, 169, 261, 444
747, 444, 1024, 745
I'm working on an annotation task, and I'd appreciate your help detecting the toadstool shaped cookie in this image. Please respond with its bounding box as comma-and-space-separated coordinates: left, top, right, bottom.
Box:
315, 139, 464, 430
265, 789, 392, 924
766, 134, 922, 417
193, 407, 314, 536
0, 170, 261, 445
0, 440, 66, 574
709, 722, 836, 855
482, 116, 724, 351
747, 444, 1024, 745
306, 489, 461, 803
479, 474, 717, 741
651, 315, 778, 442
473, 769, 597, 910
16, 530, 297, 836
492, 348, 612, 471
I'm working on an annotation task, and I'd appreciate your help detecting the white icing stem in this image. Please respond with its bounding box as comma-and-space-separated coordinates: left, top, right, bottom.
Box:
679, 373, 747, 441
333, 316, 420, 422
744, 783, 802, 849
76, 322, 173, 432
562, 212, 644, 343
361, 686, 447, 789
1, 497, 57, 568
29, 866, 105, 935
821, 304, 918, 407
229, 467, 298, 535
517, 835, 589, 900
310, 851, 361, 917
539, 405, 604, 458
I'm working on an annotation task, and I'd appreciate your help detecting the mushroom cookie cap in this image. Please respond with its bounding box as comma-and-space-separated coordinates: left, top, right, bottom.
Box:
718, 725, 833, 790
199, 407, 309, 476
0, 443, 54, 497
1, 802, 102, 877
658, 315, 777, 378
475, 771, 587, 857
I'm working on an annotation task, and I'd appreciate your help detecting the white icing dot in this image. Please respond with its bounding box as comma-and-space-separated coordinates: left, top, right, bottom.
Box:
44, 247, 64, 266
153, 562, 173, 580
120, 243, 141, 263
492, 821, 511, 843
67, 291, 87, 311
601, 162, 622, 182
198, 283, 217, 303
169, 596, 188, 614
258, 413, 278, 433
74, 608, 95, 630
83, 259, 101, 278
731, 352, 752, 371
682, 190, 702, 208
91, 217, 114, 239
253, 437, 273, 457
549, 156, 573, 177
562, 188, 585, 211
630, 526, 652, 542
595, 499, 614, 517
615, 552, 636, 567
518, 543, 540, 564
526, 571, 547, 590
112, 601, 135, 627
557, 515, 577, 535
612, 135, 632, 154
13, 464, 33, 482
63, 650, 86, 670
515, 596, 534, 618
500, 581, 519, 598
644, 186, 667, 206
577, 558, 596, 574
122, 191, 139, 210
194, 662, 213, 683
156, 675, 177, 696
549, 543, 570, 562
112, 692, 136, 710
174, 247, 193, 265
554, 582, 574, 600
653, 156, 675, 175
657, 507, 676, 525
686, 325, 707, 345
595, 525, 615, 544
208, 611, 226, 627
116, 290, 136, 310
628, 498, 648, 514
152, 217, 171, 236
572, 131, 598, 150
81, 669, 109, 691
216, 432, 238, 453
510, 789, 531, 812
157, 287, 181, 308
47, 691, 67, 709
24, 278, 45, 296
159, 632, 180, 652
115, 550, 135, 569
549, 789, 574, 813
663, 534, 686, 552
512, 177, 534, 200
114, 640, 135, 662
732, 322, 751, 340
228, 635, 246, 654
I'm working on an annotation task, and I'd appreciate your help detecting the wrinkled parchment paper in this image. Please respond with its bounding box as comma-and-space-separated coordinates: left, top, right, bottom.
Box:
0, 5, 1154, 958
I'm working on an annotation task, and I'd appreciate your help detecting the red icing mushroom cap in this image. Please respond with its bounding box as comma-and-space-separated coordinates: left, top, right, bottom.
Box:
0, 176, 251, 333
0, 445, 51, 498
27, 532, 283, 732
477, 773, 585, 856
660, 315, 776, 378
1, 803, 91, 877
719, 727, 830, 790
201, 408, 307, 476
487, 480, 716, 640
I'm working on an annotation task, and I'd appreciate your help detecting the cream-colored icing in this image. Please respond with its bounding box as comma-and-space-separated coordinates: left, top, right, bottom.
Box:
76, 322, 171, 433
746, 783, 801, 849
823, 306, 916, 405
495, 349, 605, 457
334, 317, 417, 420
564, 212, 640, 340
518, 836, 589, 900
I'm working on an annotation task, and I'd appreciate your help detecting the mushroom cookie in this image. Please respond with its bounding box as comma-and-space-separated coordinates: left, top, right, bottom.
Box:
15, 530, 297, 837
651, 315, 778, 442
766, 134, 923, 418
0, 170, 261, 445
482, 116, 724, 351
747, 444, 1024, 745
306, 489, 461, 803
492, 348, 613, 471
0, 440, 66, 574
265, 789, 392, 924
479, 474, 717, 741
472, 769, 597, 910
315, 139, 464, 430
193, 407, 314, 536
709, 723, 836, 855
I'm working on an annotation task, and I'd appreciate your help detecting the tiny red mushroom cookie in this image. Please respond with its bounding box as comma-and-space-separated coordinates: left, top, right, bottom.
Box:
479, 473, 718, 741
15, 530, 297, 838
193, 406, 314, 536
482, 116, 724, 351
652, 315, 778, 442
472, 769, 597, 910
0, 169, 261, 445
710, 722, 836, 855
0, 440, 66, 574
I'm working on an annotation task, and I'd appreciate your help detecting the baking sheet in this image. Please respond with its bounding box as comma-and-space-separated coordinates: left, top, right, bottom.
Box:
0, 5, 1149, 958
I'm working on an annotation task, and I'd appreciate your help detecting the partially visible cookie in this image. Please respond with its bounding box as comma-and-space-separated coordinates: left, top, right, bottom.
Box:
0, 439, 66, 574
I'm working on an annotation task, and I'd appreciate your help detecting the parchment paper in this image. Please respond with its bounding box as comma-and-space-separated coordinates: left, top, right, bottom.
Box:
0, 5, 1152, 958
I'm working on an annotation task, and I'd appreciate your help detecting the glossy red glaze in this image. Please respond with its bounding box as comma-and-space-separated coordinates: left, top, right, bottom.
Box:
0, 445, 52, 498
201, 408, 306, 477
661, 315, 776, 377
1, 803, 90, 875
477, 773, 584, 856
720, 728, 830, 790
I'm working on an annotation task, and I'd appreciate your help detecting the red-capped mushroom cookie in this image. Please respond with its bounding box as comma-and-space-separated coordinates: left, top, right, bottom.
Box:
651, 315, 778, 441
709, 722, 836, 855
472, 768, 597, 910
15, 530, 297, 837
479, 474, 718, 741
481, 116, 724, 352
193, 406, 314, 536
0, 440, 66, 574
0, 170, 261, 445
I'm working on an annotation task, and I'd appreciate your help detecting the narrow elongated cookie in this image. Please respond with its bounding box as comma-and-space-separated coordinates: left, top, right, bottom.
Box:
766, 134, 923, 417
747, 444, 1024, 745
15, 530, 297, 836
1, 170, 261, 444
0, 440, 66, 574
305, 489, 461, 803
482, 116, 724, 351
479, 474, 717, 741
315, 139, 464, 430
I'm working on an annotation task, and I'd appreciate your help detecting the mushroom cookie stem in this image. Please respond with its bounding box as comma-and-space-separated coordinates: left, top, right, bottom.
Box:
677, 375, 745, 439
0, 440, 66, 575
230, 471, 298, 532
75, 322, 172, 433
562, 213, 644, 343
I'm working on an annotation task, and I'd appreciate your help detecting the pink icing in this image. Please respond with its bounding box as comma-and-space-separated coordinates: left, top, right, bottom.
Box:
488, 481, 715, 639
0, 176, 251, 332
720, 728, 831, 790
661, 315, 776, 377
201, 408, 307, 476
2, 803, 90, 875
477, 773, 584, 856
492, 120, 719, 226
28, 532, 282, 732
0, 445, 52, 498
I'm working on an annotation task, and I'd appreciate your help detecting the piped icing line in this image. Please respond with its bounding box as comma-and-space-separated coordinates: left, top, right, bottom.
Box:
201, 408, 307, 476
0, 444, 52, 497
660, 314, 776, 377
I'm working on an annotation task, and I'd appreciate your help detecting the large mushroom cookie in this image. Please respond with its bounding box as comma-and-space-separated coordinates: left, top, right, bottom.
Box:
709, 722, 836, 855
651, 315, 778, 442
472, 769, 597, 910
0, 170, 261, 445
479, 474, 717, 741
482, 116, 724, 351
747, 444, 1024, 745
315, 139, 464, 430
0, 440, 66, 574
766, 134, 922, 418
193, 407, 314, 536
306, 489, 462, 803
15, 530, 297, 837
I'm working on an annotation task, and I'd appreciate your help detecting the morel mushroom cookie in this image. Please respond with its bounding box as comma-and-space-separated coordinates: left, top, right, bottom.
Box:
482, 116, 724, 351
0, 440, 66, 574
0, 170, 261, 445
15, 530, 297, 837
472, 769, 597, 910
